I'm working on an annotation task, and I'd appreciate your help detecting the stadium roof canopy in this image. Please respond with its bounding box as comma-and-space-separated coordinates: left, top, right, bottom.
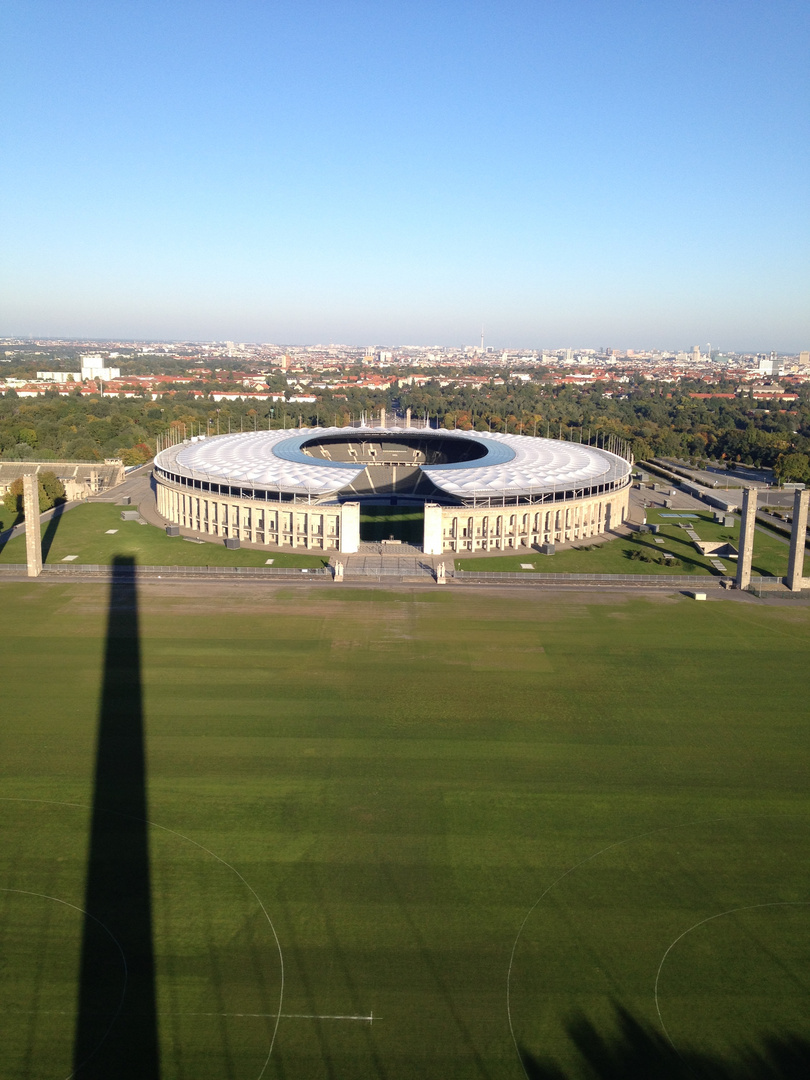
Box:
154, 427, 631, 500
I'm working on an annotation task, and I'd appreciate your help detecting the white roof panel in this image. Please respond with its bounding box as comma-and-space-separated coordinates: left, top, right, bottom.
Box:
154, 427, 631, 499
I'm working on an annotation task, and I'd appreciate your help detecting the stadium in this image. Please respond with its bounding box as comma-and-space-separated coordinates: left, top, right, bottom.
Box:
153, 420, 632, 554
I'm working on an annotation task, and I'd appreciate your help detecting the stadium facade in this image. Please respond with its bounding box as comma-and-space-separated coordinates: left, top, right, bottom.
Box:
153, 423, 632, 555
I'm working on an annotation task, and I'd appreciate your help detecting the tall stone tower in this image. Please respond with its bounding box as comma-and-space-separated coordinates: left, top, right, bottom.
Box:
735, 487, 757, 590
23, 474, 42, 577
787, 488, 809, 591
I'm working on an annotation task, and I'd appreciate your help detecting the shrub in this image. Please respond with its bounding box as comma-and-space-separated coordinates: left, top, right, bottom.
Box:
2, 472, 65, 520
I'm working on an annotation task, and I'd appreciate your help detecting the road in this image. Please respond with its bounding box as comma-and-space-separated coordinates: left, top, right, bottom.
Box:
655, 458, 799, 506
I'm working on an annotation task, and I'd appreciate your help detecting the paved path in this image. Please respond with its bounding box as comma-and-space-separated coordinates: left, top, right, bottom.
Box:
341, 554, 437, 578
89, 464, 154, 506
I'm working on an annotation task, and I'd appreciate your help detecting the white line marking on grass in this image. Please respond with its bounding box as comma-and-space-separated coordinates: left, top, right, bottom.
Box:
505, 818, 726, 1080
0, 888, 128, 1080
0, 797, 285, 1080
189, 1011, 377, 1023
141, 819, 286, 1077
653, 901, 810, 1065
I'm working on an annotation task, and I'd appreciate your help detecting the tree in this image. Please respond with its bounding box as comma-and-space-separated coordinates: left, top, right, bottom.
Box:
774, 452, 810, 484
2, 472, 65, 520
2, 478, 22, 517
38, 471, 66, 512
120, 443, 152, 466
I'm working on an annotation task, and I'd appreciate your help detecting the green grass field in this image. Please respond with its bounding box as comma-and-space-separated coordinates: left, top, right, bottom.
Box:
0, 502, 329, 567
456, 508, 800, 578
1, 581, 809, 1078
359, 505, 424, 543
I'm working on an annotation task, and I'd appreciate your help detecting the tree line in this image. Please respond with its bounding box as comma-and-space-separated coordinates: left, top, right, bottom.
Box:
1, 375, 808, 481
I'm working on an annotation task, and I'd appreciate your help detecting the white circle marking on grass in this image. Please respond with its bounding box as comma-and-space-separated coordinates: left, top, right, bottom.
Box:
653, 901, 810, 1061
0, 888, 128, 1080
0, 798, 285, 1080
505, 818, 725, 1080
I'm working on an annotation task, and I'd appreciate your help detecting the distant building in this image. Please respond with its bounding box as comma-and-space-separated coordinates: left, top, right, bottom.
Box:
757, 353, 783, 377
80, 355, 121, 381
36, 354, 120, 383
36, 370, 81, 383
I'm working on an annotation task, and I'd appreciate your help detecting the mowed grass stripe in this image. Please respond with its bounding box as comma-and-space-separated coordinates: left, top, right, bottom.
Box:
1, 584, 809, 1078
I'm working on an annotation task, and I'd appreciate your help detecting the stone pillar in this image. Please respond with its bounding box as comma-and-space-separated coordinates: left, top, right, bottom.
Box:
23, 474, 42, 577
405, 407, 412, 428
735, 487, 758, 589
339, 501, 360, 553
379, 407, 386, 428
787, 488, 809, 591
423, 503, 444, 555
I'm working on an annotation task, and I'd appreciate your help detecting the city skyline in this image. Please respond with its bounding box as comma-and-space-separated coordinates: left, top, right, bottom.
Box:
2, 1, 808, 350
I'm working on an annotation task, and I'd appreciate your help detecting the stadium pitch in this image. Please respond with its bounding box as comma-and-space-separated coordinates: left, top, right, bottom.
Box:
1, 579, 809, 1078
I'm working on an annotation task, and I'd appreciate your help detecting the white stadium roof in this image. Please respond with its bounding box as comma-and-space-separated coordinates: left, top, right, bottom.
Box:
154, 427, 631, 500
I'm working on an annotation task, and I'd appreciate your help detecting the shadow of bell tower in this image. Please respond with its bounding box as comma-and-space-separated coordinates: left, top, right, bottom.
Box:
73, 556, 161, 1078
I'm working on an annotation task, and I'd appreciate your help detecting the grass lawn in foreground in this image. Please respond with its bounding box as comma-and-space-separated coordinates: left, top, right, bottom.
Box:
0, 502, 329, 567
456, 508, 792, 577
1, 582, 809, 1078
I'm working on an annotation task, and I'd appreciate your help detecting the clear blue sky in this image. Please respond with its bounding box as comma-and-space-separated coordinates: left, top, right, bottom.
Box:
2, 0, 808, 350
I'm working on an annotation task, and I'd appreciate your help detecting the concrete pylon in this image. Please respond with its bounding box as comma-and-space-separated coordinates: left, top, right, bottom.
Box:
405, 407, 412, 428
423, 503, 444, 555
735, 487, 758, 590
379, 407, 386, 428
339, 502, 360, 553
23, 474, 42, 577
787, 488, 809, 591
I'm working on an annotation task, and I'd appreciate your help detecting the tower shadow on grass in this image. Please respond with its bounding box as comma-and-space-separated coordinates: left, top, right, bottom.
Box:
41, 500, 67, 562
0, 513, 23, 554
73, 555, 161, 1078
519, 1003, 810, 1080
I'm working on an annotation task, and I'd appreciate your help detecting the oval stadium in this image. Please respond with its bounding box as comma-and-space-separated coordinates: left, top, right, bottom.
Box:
153, 421, 632, 555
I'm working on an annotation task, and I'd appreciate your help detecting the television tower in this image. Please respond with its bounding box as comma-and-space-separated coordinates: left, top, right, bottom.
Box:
480, 325, 484, 353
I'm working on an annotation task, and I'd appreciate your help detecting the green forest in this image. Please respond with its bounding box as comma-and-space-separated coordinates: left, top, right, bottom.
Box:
1, 374, 809, 481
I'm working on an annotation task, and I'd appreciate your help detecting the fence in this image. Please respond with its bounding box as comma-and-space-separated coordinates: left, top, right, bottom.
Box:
0, 563, 787, 588
452, 569, 742, 585
0, 563, 330, 578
